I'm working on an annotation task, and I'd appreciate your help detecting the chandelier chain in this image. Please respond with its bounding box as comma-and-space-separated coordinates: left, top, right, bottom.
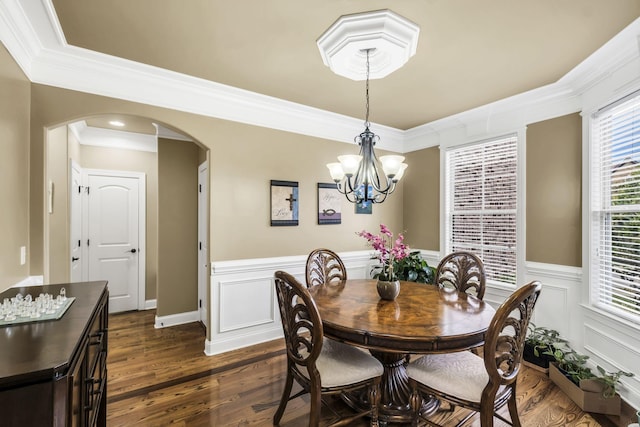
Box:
364, 49, 370, 129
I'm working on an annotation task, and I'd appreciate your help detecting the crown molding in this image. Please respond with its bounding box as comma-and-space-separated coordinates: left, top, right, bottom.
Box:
1, 0, 639, 154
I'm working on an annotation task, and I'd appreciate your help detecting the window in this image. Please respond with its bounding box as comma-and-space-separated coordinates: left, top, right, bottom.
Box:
591, 91, 640, 321
444, 135, 518, 287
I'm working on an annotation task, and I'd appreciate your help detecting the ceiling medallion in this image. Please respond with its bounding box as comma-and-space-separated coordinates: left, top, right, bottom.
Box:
316, 9, 420, 81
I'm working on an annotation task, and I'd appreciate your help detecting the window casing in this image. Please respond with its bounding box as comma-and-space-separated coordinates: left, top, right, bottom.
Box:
590, 91, 640, 322
444, 135, 518, 287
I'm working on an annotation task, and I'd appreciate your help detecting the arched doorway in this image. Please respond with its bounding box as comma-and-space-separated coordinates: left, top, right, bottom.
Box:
43, 114, 209, 331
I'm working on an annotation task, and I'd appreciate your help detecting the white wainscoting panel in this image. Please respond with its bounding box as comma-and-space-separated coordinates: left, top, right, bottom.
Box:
525, 261, 640, 408
203, 254, 640, 407
582, 309, 640, 409
205, 250, 373, 356
525, 262, 582, 345
219, 277, 275, 333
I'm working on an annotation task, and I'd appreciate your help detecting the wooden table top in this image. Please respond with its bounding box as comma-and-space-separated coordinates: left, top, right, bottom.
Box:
309, 279, 496, 354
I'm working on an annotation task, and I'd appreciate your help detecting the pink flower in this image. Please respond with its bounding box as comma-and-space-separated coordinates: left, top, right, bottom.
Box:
357, 224, 410, 280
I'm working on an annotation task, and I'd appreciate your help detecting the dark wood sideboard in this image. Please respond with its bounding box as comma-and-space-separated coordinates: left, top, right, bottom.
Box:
0, 281, 108, 427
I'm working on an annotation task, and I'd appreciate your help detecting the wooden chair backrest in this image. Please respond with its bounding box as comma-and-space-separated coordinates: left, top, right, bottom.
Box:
435, 251, 486, 299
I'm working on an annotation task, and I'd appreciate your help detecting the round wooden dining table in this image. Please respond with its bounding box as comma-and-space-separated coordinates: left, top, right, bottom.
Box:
308, 279, 496, 424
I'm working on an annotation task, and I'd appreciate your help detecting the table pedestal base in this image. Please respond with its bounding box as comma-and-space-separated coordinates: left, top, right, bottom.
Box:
342, 351, 439, 424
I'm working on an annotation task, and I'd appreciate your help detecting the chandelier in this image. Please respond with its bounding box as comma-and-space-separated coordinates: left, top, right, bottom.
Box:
326, 48, 408, 204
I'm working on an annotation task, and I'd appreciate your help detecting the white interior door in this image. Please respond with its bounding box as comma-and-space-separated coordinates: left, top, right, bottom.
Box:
198, 161, 209, 331
70, 161, 84, 282
86, 170, 146, 313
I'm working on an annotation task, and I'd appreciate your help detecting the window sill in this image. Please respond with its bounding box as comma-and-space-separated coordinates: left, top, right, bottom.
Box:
580, 303, 640, 333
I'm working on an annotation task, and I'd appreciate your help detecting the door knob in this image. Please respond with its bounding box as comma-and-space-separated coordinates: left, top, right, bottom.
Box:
72, 257, 80, 262
129, 248, 137, 253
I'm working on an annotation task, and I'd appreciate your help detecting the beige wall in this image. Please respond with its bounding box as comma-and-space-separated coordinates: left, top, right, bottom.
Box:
527, 113, 582, 267
403, 147, 440, 251
27, 84, 403, 314
0, 44, 30, 292
79, 144, 159, 300
157, 138, 200, 315
29, 84, 403, 266
403, 115, 583, 269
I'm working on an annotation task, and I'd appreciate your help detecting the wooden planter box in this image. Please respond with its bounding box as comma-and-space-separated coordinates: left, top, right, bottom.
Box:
549, 363, 621, 415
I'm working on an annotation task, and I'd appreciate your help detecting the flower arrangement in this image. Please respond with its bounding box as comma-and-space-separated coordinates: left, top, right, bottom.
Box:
357, 224, 410, 281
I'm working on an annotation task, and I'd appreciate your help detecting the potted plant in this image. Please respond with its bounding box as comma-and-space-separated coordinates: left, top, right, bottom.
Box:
590, 365, 634, 398
358, 224, 410, 300
392, 250, 435, 284
523, 323, 567, 373
546, 345, 634, 415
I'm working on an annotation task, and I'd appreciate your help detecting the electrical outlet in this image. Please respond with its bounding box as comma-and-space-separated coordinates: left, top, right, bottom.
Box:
20, 246, 26, 265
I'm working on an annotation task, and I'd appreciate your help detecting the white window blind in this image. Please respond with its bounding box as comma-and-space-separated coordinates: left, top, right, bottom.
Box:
591, 91, 640, 321
445, 135, 518, 286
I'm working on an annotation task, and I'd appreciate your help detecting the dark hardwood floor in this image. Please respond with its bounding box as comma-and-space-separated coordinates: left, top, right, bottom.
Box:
106, 310, 633, 426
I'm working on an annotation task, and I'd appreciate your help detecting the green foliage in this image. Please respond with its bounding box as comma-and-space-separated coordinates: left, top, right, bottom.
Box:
594, 365, 635, 398
545, 347, 594, 384
610, 167, 640, 312
545, 345, 635, 397
392, 251, 435, 284
525, 323, 567, 357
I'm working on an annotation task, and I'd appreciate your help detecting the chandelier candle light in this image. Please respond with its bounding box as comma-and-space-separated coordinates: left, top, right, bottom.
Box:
326, 48, 408, 204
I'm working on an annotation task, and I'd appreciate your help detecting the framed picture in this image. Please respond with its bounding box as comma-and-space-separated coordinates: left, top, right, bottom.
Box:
270, 180, 299, 226
355, 200, 372, 214
355, 184, 373, 214
317, 183, 341, 224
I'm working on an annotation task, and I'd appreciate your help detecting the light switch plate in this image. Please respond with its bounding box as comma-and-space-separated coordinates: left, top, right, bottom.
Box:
20, 246, 26, 265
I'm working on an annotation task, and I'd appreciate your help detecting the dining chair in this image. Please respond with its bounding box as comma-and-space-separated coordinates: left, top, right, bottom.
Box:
407, 281, 542, 427
435, 251, 486, 300
305, 248, 347, 288
273, 271, 383, 427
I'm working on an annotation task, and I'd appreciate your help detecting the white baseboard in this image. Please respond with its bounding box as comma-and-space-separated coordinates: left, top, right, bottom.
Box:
204, 328, 283, 356
154, 310, 199, 329
144, 299, 157, 310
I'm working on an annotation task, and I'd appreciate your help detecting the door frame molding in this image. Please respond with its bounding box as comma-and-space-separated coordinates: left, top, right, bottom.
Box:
197, 160, 209, 332
83, 168, 147, 310
70, 159, 85, 282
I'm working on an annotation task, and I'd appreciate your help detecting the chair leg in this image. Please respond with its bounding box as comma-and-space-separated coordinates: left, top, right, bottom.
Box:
479, 409, 494, 427
309, 383, 322, 427
273, 369, 294, 425
368, 382, 380, 427
507, 393, 521, 427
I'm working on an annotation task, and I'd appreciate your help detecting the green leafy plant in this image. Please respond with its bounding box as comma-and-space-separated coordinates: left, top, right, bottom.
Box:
391, 251, 435, 284
545, 346, 594, 384
525, 323, 567, 357
546, 345, 635, 398
594, 365, 634, 398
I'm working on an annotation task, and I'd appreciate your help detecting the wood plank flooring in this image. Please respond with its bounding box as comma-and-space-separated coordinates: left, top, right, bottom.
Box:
106, 310, 634, 426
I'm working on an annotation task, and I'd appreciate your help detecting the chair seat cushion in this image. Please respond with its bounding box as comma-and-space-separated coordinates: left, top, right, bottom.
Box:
306, 339, 384, 388
407, 351, 503, 403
